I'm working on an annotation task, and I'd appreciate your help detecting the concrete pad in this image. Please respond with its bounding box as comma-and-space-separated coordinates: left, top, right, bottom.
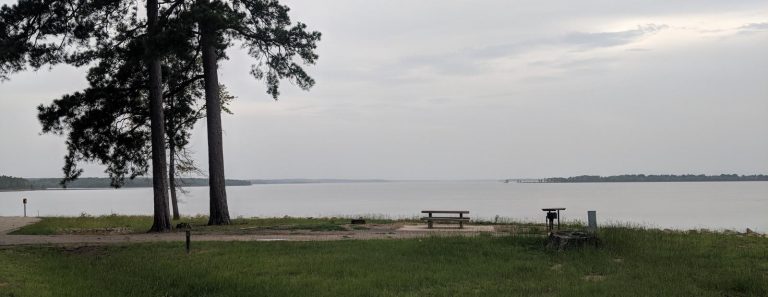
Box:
398, 224, 495, 232
0, 217, 41, 234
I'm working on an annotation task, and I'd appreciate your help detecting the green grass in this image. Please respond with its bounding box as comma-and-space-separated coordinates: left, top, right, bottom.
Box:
1, 227, 766, 297
9, 215, 155, 235
10, 215, 399, 235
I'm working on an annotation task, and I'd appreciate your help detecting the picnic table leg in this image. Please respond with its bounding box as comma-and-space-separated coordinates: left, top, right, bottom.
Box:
428, 220, 433, 229
459, 221, 463, 229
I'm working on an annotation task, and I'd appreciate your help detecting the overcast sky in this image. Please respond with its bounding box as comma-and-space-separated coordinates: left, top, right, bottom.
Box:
1, 0, 767, 179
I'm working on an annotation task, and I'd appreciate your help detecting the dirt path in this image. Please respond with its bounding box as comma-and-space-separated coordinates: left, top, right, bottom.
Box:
0, 231, 496, 246
0, 218, 499, 246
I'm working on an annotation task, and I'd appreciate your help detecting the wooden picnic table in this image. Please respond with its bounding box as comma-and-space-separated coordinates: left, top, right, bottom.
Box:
420, 210, 470, 229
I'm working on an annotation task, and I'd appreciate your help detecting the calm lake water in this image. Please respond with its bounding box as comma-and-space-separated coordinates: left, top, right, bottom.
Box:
1, 181, 766, 232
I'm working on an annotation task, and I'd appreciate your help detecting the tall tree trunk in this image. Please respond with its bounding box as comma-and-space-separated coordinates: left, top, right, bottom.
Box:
167, 90, 181, 221
146, 0, 171, 232
168, 138, 180, 220
200, 17, 230, 225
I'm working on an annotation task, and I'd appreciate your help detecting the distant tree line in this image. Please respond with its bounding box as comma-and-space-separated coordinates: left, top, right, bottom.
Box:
0, 176, 251, 191
546, 174, 768, 183
0, 175, 33, 190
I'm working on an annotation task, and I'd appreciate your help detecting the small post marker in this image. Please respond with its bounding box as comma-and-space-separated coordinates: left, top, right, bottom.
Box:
22, 198, 27, 217
185, 229, 191, 254
587, 211, 597, 233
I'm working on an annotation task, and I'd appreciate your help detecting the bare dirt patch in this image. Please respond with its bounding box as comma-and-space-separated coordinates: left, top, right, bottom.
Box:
0, 223, 508, 246
398, 224, 495, 232
59, 245, 108, 256
582, 274, 607, 282
0, 217, 41, 234
493, 224, 545, 234
61, 227, 132, 235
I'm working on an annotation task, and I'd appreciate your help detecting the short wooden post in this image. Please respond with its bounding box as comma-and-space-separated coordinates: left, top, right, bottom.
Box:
22, 198, 27, 217
185, 230, 191, 254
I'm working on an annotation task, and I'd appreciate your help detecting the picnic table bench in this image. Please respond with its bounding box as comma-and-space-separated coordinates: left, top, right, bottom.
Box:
421, 210, 470, 229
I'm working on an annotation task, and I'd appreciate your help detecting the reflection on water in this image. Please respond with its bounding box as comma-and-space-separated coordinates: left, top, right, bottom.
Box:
1, 181, 766, 232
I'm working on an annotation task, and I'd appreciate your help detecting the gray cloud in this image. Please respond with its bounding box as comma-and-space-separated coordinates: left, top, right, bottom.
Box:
1, 0, 767, 179
738, 22, 768, 34
562, 24, 668, 48
739, 22, 768, 30
386, 24, 667, 79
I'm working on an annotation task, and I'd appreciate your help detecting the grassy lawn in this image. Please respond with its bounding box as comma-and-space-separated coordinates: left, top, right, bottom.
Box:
1, 228, 766, 296
10, 215, 400, 235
